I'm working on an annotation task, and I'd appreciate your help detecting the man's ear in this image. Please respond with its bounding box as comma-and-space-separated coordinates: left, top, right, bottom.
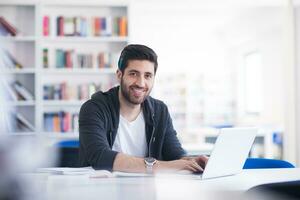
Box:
116, 69, 122, 83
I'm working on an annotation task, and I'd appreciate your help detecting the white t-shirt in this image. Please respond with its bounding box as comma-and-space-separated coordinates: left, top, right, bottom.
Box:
112, 111, 147, 157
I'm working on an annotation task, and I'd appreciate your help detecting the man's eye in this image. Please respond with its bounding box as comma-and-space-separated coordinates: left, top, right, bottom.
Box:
129, 72, 137, 76
145, 74, 152, 79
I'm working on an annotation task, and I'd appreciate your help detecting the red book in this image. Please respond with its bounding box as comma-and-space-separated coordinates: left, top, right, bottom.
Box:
98, 52, 105, 68
57, 16, 64, 36
0, 17, 18, 36
94, 17, 101, 36
63, 112, 71, 132
43, 16, 49, 36
60, 82, 67, 100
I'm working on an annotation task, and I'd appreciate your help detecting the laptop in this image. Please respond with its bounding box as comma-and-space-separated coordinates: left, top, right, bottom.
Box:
199, 127, 257, 180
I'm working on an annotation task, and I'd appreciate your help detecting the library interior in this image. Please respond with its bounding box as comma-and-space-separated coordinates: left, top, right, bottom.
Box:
0, 0, 300, 200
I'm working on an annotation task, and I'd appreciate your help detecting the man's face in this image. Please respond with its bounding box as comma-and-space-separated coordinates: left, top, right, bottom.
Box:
117, 60, 155, 105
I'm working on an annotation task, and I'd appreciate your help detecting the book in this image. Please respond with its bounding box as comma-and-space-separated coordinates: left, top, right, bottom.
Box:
0, 48, 23, 69
43, 48, 49, 68
43, 111, 79, 133
64, 17, 75, 36
16, 113, 35, 131
12, 81, 34, 100
57, 16, 64, 36
36, 167, 151, 178
0, 17, 18, 36
53, 15, 126, 37
43, 16, 50, 36
56, 49, 65, 68
119, 16, 127, 36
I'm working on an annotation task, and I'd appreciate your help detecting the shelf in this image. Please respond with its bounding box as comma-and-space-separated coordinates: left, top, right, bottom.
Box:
9, 132, 36, 136
43, 132, 79, 139
42, 68, 116, 75
41, 36, 128, 43
0, 36, 36, 42
42, 1, 128, 7
0, 1, 128, 143
0, 1, 36, 6
6, 101, 35, 106
0, 68, 36, 74
42, 100, 86, 106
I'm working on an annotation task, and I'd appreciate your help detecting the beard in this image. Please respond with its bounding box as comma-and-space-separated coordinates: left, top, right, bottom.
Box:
120, 78, 151, 105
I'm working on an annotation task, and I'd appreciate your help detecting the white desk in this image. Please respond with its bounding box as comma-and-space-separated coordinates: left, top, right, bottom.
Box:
27, 168, 300, 200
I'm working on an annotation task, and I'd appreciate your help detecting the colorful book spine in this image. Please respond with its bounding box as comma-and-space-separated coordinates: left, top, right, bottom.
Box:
53, 16, 127, 37
43, 16, 50, 36
43, 82, 116, 101
44, 111, 79, 133
54, 49, 117, 69
43, 48, 49, 68
57, 16, 64, 36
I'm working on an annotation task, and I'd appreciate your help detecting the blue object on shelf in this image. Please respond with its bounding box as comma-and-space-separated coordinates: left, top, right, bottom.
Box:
243, 158, 295, 169
56, 140, 79, 148
272, 131, 283, 145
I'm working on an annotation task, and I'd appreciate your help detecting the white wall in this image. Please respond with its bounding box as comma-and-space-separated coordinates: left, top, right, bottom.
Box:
129, 0, 297, 162
294, 4, 300, 166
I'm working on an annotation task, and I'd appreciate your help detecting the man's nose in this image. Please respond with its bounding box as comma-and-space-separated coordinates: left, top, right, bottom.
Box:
135, 76, 146, 87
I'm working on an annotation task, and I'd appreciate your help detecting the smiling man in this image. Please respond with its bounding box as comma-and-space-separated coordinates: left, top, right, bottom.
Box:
79, 44, 207, 173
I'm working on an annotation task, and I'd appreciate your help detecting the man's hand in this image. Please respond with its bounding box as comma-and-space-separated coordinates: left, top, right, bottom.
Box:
155, 159, 204, 173
113, 153, 209, 174
194, 155, 209, 169
181, 155, 209, 170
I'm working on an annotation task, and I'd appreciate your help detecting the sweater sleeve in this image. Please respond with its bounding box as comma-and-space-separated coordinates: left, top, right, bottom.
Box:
161, 106, 187, 160
79, 101, 118, 171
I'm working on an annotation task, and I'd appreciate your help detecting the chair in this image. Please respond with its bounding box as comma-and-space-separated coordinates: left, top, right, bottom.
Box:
55, 140, 80, 167
243, 158, 295, 169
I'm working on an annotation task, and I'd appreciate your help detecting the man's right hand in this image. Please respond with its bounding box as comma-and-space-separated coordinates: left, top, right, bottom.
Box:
155, 159, 203, 173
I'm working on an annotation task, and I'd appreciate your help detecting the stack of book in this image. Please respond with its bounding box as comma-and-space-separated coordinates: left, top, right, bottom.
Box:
44, 111, 78, 133
2, 80, 34, 101
53, 48, 118, 69
43, 82, 101, 100
0, 17, 18, 36
43, 15, 127, 37
15, 113, 35, 132
8, 112, 35, 133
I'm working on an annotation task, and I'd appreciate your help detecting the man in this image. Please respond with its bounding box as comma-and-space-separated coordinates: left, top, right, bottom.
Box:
79, 44, 208, 173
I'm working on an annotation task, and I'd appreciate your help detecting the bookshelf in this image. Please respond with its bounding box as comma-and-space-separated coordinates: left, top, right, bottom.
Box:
0, 1, 129, 140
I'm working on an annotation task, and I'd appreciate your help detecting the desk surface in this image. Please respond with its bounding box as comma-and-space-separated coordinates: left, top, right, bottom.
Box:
27, 168, 300, 200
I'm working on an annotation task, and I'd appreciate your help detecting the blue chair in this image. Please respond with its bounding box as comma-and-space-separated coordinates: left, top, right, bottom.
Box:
55, 140, 80, 167
56, 140, 80, 148
243, 158, 295, 169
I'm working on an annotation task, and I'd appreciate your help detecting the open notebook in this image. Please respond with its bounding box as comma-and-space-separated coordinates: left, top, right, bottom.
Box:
37, 167, 152, 178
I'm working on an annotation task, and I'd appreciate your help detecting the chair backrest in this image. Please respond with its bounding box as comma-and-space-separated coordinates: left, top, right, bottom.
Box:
243, 158, 294, 169
55, 140, 80, 167
56, 140, 80, 148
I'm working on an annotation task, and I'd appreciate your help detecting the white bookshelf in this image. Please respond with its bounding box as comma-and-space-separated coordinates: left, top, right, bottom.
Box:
0, 0, 129, 139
